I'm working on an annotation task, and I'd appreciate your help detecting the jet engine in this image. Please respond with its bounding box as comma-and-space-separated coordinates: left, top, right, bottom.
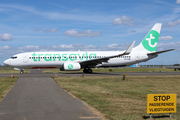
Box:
60, 63, 81, 71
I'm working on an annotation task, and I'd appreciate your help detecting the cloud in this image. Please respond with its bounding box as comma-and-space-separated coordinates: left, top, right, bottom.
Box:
167, 19, 180, 26
33, 28, 42, 31
0, 45, 12, 55
50, 43, 129, 51
1, 42, 176, 55
63, 29, 101, 37
59, 44, 73, 49
107, 44, 128, 50
0, 4, 36, 13
0, 33, 13, 41
57, 43, 128, 51
176, 0, 180, 4
17, 45, 40, 53
129, 30, 136, 33
159, 36, 173, 40
113, 15, 136, 26
13, 43, 175, 52
52, 46, 58, 48
18, 45, 39, 50
9, 43, 130, 54
0, 4, 114, 23
44, 29, 58, 33
0, 45, 11, 50
58, 44, 98, 51
157, 42, 180, 51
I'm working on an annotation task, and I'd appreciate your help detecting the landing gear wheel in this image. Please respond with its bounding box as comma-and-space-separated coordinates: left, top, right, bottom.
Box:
20, 70, 24, 74
83, 68, 88, 73
88, 69, 92, 73
83, 68, 92, 73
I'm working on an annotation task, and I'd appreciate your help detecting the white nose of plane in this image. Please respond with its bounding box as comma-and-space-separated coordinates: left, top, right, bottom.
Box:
4, 59, 11, 66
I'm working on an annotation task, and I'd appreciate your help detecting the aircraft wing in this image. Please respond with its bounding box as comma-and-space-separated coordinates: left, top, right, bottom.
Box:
147, 49, 174, 55
79, 41, 135, 66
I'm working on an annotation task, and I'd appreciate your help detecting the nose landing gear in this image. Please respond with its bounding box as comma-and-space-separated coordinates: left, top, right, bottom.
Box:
20, 70, 24, 74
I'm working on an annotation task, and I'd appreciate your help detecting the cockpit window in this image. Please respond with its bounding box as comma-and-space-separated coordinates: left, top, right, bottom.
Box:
11, 56, 17, 59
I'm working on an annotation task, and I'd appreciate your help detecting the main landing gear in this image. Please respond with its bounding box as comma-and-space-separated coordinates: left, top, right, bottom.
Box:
83, 68, 92, 73
20, 70, 24, 74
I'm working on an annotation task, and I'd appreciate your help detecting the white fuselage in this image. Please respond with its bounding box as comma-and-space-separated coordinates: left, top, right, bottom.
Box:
4, 23, 173, 72
4, 49, 157, 69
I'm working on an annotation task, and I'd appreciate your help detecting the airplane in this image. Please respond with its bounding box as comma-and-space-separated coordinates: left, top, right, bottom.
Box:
4, 23, 174, 74
166, 65, 180, 71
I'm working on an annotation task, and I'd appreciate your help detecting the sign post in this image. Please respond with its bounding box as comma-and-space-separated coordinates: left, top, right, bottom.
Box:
147, 94, 176, 118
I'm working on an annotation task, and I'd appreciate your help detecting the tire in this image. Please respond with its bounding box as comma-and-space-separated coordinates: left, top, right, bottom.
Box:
83, 68, 92, 73
83, 69, 87, 73
88, 69, 92, 73
20, 70, 24, 74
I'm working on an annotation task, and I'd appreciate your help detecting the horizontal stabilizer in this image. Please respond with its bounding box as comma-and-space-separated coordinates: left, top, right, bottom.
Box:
147, 49, 174, 55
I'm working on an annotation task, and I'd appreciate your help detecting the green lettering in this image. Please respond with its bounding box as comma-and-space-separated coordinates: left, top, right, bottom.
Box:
53, 54, 61, 61
32, 52, 97, 62
78, 54, 84, 61
62, 54, 68, 61
86, 52, 88, 60
69, 54, 77, 61
44, 54, 52, 61
38, 54, 43, 61
32, 53, 37, 61
89, 53, 96, 59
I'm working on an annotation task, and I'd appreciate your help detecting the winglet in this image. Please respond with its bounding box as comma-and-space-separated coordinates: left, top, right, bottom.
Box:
121, 41, 135, 55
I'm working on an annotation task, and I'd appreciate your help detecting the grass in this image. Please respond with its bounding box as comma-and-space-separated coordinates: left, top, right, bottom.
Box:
44, 68, 178, 73
0, 70, 29, 74
0, 77, 17, 101
54, 75, 180, 120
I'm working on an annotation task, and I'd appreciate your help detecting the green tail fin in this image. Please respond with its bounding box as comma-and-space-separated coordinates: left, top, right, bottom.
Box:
141, 23, 162, 52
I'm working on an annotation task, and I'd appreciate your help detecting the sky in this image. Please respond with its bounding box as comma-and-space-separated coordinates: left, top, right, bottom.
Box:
0, 0, 180, 65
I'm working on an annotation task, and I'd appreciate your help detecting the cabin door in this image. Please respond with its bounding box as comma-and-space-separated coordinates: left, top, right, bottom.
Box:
23, 54, 28, 63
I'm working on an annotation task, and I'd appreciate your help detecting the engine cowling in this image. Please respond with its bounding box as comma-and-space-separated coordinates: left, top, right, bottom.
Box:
60, 63, 81, 71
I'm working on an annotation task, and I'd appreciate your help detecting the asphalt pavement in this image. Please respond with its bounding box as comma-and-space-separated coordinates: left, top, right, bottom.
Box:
0, 70, 180, 78
0, 70, 180, 120
0, 76, 102, 120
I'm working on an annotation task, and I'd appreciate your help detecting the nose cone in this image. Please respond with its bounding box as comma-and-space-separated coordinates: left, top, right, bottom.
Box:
4, 59, 11, 66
